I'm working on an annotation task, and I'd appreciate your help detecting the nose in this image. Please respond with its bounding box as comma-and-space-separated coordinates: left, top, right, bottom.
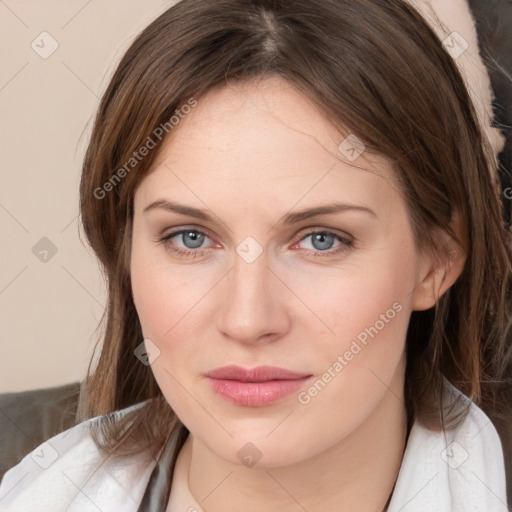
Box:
215, 250, 291, 345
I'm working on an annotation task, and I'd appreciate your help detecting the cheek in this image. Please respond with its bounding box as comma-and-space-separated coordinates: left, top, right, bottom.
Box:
131, 264, 186, 340
130, 244, 215, 433
287, 242, 416, 350
130, 237, 211, 342
287, 238, 416, 408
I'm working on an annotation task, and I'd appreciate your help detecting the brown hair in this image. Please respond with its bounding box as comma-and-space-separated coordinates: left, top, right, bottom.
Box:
78, 0, 512, 500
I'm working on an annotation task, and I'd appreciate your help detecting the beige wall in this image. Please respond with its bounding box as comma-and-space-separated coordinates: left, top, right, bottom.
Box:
0, 1, 171, 392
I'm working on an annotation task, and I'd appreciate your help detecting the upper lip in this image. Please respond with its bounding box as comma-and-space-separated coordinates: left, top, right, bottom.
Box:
205, 365, 311, 382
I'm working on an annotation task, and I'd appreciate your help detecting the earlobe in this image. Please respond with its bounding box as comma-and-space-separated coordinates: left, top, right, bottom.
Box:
412, 223, 467, 311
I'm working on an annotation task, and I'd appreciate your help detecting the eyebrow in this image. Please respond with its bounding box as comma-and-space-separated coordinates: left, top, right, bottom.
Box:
143, 199, 377, 224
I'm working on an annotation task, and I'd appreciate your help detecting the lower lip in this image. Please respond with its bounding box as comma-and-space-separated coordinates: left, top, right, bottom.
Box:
206, 377, 311, 407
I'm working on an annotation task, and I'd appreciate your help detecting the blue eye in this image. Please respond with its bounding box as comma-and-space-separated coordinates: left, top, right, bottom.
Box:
175, 230, 205, 249
158, 228, 353, 258
295, 231, 353, 257
159, 229, 211, 256
305, 232, 336, 251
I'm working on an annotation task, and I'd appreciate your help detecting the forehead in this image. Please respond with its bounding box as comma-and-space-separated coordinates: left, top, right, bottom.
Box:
160, 77, 390, 166
135, 77, 400, 216
173, 77, 342, 153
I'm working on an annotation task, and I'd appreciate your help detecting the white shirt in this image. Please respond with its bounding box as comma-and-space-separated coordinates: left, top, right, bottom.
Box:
0, 387, 508, 511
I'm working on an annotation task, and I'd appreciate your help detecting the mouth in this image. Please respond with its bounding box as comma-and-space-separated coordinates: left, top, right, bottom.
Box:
204, 365, 313, 407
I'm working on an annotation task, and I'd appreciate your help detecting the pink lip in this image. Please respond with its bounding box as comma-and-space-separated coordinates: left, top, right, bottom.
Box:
205, 365, 312, 407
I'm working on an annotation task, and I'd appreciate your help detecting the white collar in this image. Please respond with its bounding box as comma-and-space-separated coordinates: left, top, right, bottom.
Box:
0, 391, 507, 511
388, 394, 508, 511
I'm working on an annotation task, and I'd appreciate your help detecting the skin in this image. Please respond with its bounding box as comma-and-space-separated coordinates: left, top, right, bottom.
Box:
130, 77, 465, 512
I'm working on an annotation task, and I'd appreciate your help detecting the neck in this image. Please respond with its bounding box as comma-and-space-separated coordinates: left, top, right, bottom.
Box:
185, 367, 408, 512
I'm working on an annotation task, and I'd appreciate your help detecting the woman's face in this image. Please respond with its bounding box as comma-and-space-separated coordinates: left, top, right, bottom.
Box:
131, 77, 431, 467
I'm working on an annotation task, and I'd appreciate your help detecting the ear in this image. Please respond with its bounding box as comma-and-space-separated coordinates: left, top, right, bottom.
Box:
412, 211, 467, 311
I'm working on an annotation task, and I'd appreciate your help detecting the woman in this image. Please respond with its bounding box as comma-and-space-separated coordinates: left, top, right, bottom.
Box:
0, 0, 510, 510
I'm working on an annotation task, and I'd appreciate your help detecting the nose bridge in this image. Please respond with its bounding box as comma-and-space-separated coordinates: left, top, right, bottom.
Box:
216, 247, 288, 343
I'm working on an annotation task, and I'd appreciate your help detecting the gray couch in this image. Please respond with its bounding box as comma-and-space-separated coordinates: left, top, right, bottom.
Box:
0, 382, 80, 480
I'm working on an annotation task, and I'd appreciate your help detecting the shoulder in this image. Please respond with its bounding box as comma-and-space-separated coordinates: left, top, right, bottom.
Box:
389, 382, 508, 512
0, 401, 156, 512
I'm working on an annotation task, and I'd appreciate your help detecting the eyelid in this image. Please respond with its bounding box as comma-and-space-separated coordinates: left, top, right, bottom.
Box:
293, 225, 353, 243
159, 223, 211, 236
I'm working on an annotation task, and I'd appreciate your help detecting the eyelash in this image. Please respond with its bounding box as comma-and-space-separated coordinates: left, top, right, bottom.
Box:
157, 228, 354, 258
